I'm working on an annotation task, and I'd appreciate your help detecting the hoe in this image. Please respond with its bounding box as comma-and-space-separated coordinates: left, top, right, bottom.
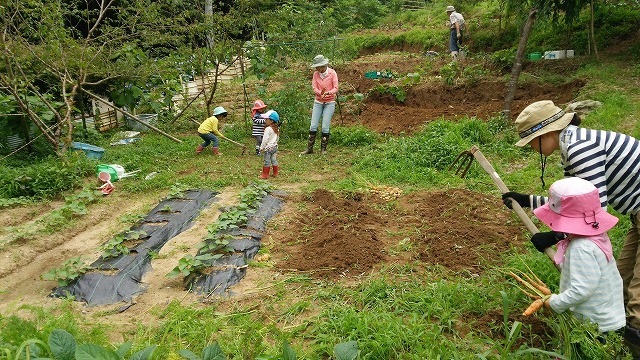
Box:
450, 145, 559, 271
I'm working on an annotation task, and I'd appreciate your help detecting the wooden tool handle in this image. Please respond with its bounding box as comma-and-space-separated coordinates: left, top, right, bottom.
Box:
220, 135, 247, 148
469, 146, 559, 269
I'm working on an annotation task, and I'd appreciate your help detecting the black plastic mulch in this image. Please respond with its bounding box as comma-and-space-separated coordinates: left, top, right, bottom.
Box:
192, 192, 284, 296
51, 189, 217, 306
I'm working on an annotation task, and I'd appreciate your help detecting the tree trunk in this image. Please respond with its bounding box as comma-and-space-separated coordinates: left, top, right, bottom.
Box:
205, 0, 214, 50
591, 0, 599, 60
503, 9, 538, 119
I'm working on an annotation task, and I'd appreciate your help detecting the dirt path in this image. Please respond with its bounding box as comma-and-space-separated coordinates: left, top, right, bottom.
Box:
0, 189, 240, 315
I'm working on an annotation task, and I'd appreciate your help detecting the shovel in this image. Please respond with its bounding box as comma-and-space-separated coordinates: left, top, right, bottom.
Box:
450, 145, 559, 271
220, 135, 247, 155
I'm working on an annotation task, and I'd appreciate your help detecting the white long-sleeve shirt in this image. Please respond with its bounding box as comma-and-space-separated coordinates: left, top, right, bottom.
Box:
549, 238, 625, 332
260, 126, 278, 152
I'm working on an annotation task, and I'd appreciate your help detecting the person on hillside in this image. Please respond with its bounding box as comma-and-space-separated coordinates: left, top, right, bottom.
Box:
533, 177, 625, 340
446, 5, 466, 62
196, 106, 228, 156
258, 110, 280, 179
251, 99, 268, 155
500, 100, 640, 357
300, 54, 339, 156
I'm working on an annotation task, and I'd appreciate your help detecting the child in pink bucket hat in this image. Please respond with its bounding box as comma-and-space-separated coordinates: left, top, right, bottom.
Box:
533, 177, 625, 335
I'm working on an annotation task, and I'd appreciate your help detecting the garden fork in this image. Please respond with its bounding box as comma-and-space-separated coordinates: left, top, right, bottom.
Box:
449, 148, 475, 178
450, 145, 559, 271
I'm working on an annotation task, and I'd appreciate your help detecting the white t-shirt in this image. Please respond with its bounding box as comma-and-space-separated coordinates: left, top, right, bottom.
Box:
449, 11, 465, 30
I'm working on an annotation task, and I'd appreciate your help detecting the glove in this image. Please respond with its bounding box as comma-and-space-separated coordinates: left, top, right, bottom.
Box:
501, 192, 531, 209
530, 231, 564, 253
457, 33, 461, 39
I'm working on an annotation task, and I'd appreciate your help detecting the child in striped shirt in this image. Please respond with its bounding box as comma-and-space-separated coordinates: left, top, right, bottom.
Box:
251, 100, 268, 155
501, 100, 640, 355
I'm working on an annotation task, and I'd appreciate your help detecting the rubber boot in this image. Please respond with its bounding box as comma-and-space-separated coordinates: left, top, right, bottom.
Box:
196, 145, 204, 154
624, 326, 640, 359
212, 147, 222, 156
258, 166, 270, 179
321, 133, 330, 155
300, 131, 317, 155
272, 166, 278, 177
451, 51, 458, 62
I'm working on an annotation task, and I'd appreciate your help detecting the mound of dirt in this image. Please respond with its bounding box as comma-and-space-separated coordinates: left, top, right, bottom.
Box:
275, 188, 526, 279
334, 52, 585, 135
276, 189, 386, 278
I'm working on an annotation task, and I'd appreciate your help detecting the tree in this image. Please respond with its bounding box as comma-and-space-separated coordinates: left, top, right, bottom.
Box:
0, 0, 278, 156
0, 0, 184, 155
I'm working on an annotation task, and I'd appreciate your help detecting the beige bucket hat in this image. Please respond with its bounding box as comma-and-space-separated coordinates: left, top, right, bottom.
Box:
311, 54, 329, 68
514, 100, 575, 147
446, 5, 455, 12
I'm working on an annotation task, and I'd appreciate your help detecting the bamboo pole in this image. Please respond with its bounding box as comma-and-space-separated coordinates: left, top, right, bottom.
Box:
81, 88, 182, 143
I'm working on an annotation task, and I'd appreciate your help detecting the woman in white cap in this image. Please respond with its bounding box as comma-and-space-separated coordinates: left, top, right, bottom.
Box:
445, 5, 465, 61
533, 177, 624, 342
300, 54, 339, 155
501, 100, 640, 356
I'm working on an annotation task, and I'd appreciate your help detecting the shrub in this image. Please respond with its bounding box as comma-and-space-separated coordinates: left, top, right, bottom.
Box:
331, 125, 380, 147
0, 154, 94, 199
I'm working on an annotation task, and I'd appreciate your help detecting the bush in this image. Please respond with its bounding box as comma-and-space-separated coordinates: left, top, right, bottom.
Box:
265, 76, 312, 140
331, 125, 380, 147
0, 154, 94, 199
490, 48, 516, 72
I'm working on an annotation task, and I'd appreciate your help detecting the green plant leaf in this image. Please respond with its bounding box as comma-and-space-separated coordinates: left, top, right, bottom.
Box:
177, 349, 202, 360
201, 343, 225, 360
49, 329, 76, 360
282, 340, 296, 360
115, 342, 132, 359
499, 290, 509, 337
130, 345, 157, 360
76, 344, 121, 360
166, 267, 182, 278
505, 321, 523, 351
28, 342, 47, 359
334, 341, 358, 360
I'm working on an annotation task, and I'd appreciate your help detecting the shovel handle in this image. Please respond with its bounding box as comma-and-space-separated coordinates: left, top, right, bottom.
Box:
469, 146, 559, 270
220, 135, 247, 148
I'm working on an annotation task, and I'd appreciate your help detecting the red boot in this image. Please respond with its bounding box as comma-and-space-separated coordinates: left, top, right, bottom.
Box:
212, 147, 223, 156
196, 145, 204, 154
272, 166, 279, 177
258, 166, 270, 179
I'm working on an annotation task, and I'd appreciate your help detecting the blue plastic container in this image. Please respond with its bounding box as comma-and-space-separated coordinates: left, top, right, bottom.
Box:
71, 142, 105, 159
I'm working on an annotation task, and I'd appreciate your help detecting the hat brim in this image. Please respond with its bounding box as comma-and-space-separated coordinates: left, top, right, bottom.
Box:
515, 112, 574, 147
252, 105, 267, 111
311, 60, 329, 68
533, 205, 619, 236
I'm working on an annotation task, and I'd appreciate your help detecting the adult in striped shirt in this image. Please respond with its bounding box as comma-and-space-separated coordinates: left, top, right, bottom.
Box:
501, 100, 640, 355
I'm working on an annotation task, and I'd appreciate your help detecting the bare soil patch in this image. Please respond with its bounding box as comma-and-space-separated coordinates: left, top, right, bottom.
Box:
273, 188, 525, 279
334, 53, 585, 135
